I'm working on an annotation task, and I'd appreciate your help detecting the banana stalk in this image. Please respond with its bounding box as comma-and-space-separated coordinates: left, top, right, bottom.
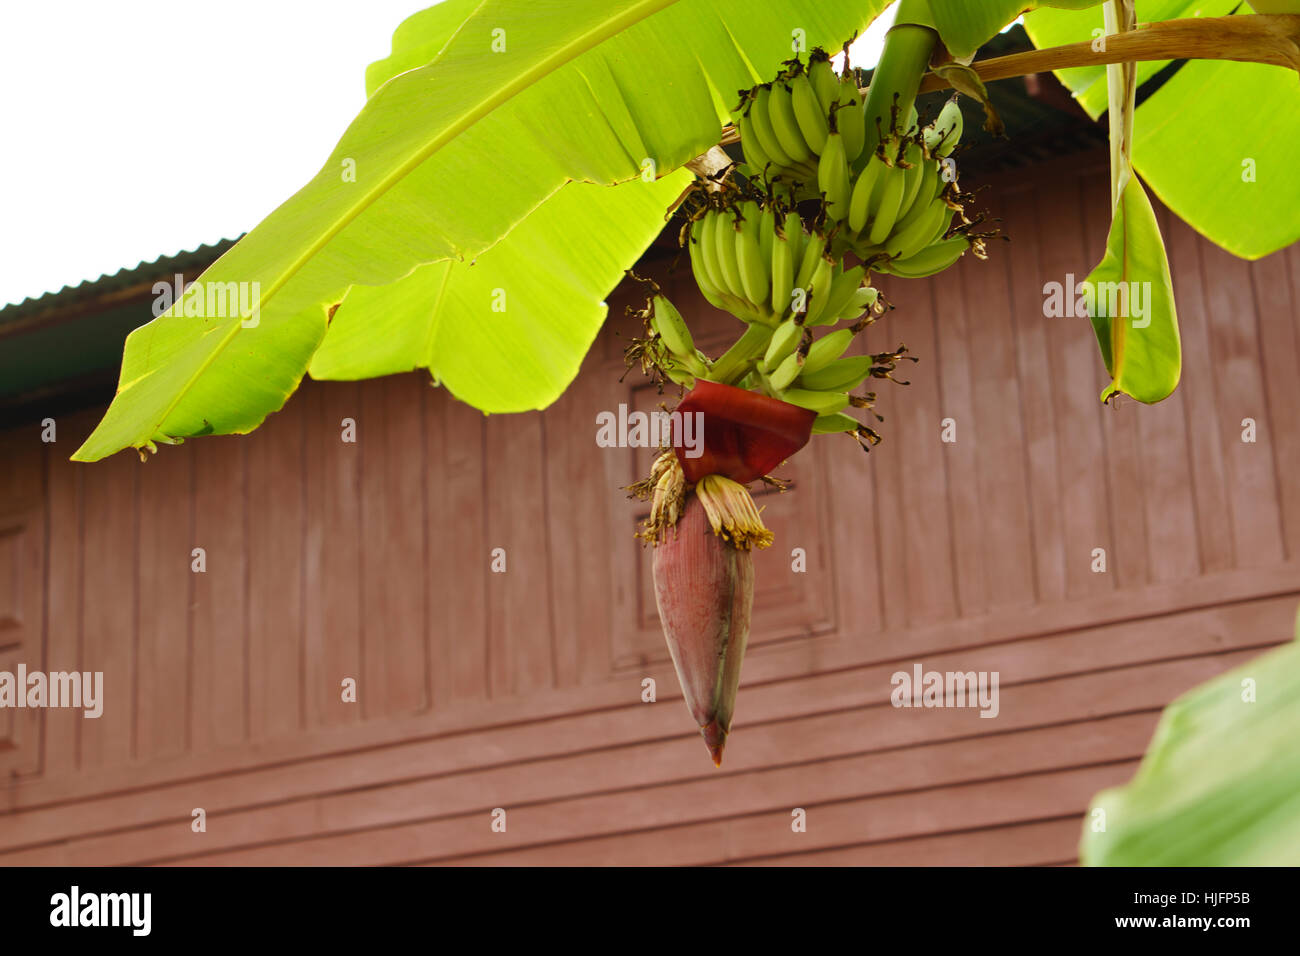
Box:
861, 0, 939, 159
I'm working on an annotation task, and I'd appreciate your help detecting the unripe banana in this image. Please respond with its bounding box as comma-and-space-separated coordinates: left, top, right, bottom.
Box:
789, 71, 829, 155
802, 327, 854, 374
714, 211, 744, 300
771, 222, 795, 319
835, 75, 866, 165
817, 130, 851, 222
735, 201, 770, 309
758, 204, 776, 269
839, 285, 880, 320
867, 157, 908, 246
817, 265, 867, 325
779, 388, 851, 415
767, 80, 813, 165
694, 212, 728, 303
897, 142, 927, 221
689, 219, 730, 313
878, 234, 970, 278
800, 255, 836, 326
848, 151, 887, 234
888, 198, 949, 261
652, 294, 696, 361
924, 97, 963, 158
749, 85, 797, 171
799, 354, 873, 392
809, 57, 839, 114
736, 96, 773, 177
811, 411, 862, 435
793, 232, 828, 313
768, 350, 804, 391
762, 317, 803, 372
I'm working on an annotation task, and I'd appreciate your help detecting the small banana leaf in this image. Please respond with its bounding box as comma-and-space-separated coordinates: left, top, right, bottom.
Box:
1082, 615, 1300, 865
1083, 156, 1181, 405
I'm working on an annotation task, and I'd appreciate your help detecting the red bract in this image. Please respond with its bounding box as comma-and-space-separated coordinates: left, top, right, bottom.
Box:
672, 380, 816, 485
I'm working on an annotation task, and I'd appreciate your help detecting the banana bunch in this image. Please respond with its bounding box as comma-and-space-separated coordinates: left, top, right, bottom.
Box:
646, 293, 711, 388
822, 97, 979, 278
688, 193, 880, 330
735, 51, 866, 194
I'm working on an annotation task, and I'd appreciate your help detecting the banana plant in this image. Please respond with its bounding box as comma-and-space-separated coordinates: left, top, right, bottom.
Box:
65, 0, 1300, 772
71, 0, 1300, 462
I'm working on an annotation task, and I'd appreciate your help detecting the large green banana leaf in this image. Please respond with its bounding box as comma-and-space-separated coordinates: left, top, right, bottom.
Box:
1024, 4, 1300, 260
73, 0, 890, 461
1082, 615, 1300, 865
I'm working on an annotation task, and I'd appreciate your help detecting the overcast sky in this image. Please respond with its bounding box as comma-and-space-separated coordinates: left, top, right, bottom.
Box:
0, 1, 897, 309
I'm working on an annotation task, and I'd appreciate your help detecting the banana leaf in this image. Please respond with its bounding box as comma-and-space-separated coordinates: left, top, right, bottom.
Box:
72, 0, 891, 461
1082, 615, 1300, 865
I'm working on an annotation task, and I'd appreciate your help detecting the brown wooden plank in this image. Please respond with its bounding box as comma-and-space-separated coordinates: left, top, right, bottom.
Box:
41, 442, 82, 776
1199, 237, 1285, 567
1248, 247, 1300, 562
727, 816, 1085, 866
427, 395, 490, 702
484, 410, 554, 698
301, 380, 363, 729
134, 446, 193, 760
957, 202, 1037, 609
4, 557, 1297, 820
189, 437, 248, 752
1004, 181, 1067, 605
244, 403, 304, 740
885, 274, 958, 624
1040, 168, 1117, 600
929, 248, 987, 617
358, 374, 428, 718
10, 638, 1263, 864
76, 450, 137, 770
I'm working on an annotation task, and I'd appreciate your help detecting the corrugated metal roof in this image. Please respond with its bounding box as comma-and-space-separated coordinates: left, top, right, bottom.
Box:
0, 237, 240, 330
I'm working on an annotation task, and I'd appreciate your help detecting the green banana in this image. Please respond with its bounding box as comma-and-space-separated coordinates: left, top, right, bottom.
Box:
800, 255, 836, 326
771, 217, 796, 318
817, 129, 851, 223
750, 85, 797, 172
767, 79, 813, 166
809, 56, 839, 115
779, 388, 851, 415
758, 203, 776, 270
735, 201, 770, 309
737, 100, 773, 177
652, 295, 698, 365
688, 218, 730, 313
897, 142, 927, 221
789, 70, 829, 154
924, 97, 963, 158
762, 317, 803, 372
836, 75, 866, 165
848, 151, 887, 234
768, 350, 804, 391
817, 265, 867, 326
867, 157, 908, 246
802, 327, 854, 374
708, 321, 774, 384
879, 234, 970, 278
811, 412, 862, 435
838, 285, 880, 321
890, 198, 949, 261
714, 211, 744, 301
799, 354, 873, 392
793, 231, 827, 315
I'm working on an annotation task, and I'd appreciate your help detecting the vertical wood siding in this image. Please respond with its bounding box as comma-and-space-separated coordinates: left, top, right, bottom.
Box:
1, 150, 1297, 865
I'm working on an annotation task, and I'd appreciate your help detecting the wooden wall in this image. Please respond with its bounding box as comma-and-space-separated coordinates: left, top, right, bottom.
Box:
1, 150, 1298, 865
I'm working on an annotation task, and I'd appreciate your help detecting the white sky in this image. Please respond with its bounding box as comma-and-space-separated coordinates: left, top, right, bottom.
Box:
0, 1, 897, 310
